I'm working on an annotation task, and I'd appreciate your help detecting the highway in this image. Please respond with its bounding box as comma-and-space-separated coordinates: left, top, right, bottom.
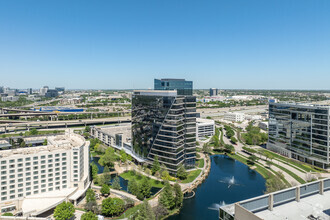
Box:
0, 116, 131, 133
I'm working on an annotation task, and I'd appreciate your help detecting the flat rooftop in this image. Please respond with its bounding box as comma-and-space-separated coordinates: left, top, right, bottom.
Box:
96, 124, 131, 139
133, 90, 177, 96
0, 130, 85, 157
255, 190, 330, 220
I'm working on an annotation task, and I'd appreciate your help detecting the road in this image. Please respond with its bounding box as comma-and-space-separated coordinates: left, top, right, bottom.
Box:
0, 116, 131, 133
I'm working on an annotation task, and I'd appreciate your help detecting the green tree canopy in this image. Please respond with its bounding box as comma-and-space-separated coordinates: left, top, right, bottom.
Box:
111, 176, 121, 190
173, 183, 183, 208
159, 182, 175, 210
101, 197, 125, 217
140, 177, 152, 199
53, 202, 75, 220
135, 199, 155, 220
81, 211, 97, 220
86, 188, 96, 203
127, 179, 139, 196
177, 164, 188, 180
151, 156, 160, 175
101, 184, 110, 195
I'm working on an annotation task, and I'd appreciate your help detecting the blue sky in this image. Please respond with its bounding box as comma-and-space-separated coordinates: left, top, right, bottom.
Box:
0, 0, 329, 90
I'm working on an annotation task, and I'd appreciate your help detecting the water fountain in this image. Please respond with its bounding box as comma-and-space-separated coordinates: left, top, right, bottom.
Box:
219, 176, 242, 188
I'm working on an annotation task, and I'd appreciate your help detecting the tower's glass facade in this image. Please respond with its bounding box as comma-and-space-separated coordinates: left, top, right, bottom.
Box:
154, 79, 193, 96
132, 90, 196, 173
268, 102, 330, 169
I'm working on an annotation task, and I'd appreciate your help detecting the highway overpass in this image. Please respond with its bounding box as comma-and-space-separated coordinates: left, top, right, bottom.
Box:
0, 117, 131, 133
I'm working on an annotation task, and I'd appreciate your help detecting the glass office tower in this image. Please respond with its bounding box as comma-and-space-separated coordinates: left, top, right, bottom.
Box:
268, 102, 330, 169
154, 78, 193, 96
132, 90, 196, 173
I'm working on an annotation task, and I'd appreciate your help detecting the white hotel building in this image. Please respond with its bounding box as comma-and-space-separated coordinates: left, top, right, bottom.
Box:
0, 130, 90, 217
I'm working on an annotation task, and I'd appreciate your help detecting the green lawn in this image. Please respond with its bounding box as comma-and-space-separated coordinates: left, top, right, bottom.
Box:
261, 149, 320, 173
180, 169, 202, 184
197, 159, 205, 168
270, 162, 305, 184
120, 171, 164, 188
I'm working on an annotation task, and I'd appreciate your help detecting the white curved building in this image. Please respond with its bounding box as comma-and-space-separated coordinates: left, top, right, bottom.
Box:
0, 130, 90, 217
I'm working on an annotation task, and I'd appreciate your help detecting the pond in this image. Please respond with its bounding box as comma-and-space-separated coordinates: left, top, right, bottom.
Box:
90, 157, 161, 196
168, 154, 266, 220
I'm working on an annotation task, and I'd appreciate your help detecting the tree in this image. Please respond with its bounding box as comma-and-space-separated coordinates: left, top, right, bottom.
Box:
101, 197, 125, 217
111, 176, 121, 190
173, 183, 183, 207
20, 141, 26, 148
101, 184, 110, 196
161, 170, 171, 181
120, 149, 127, 163
224, 144, 235, 154
43, 139, 48, 146
202, 143, 211, 154
151, 156, 160, 175
53, 202, 75, 220
230, 136, 237, 144
135, 199, 155, 220
81, 211, 97, 220
103, 166, 111, 184
177, 164, 188, 180
140, 177, 152, 199
153, 204, 168, 220
99, 147, 118, 167
86, 188, 96, 203
159, 182, 175, 210
85, 201, 99, 213
98, 174, 106, 186
128, 179, 139, 195
85, 126, 91, 133
248, 155, 258, 165
30, 128, 38, 135
91, 163, 99, 180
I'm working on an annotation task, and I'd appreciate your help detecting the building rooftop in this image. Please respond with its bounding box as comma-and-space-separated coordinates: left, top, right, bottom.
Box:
197, 118, 215, 124
0, 130, 86, 158
256, 190, 330, 220
133, 90, 177, 97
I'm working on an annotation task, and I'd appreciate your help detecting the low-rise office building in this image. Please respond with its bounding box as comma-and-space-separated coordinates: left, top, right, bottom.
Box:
219, 178, 330, 220
196, 118, 215, 139
0, 130, 90, 216
90, 124, 145, 163
268, 102, 330, 169
224, 112, 245, 122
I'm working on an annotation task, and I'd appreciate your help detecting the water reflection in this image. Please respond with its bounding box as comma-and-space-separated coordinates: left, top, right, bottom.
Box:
167, 155, 266, 220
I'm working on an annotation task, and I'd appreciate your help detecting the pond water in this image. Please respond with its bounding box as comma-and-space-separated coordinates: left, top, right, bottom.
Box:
91, 157, 161, 196
168, 154, 266, 220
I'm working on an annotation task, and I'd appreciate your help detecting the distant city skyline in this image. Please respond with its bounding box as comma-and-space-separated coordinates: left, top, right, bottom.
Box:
0, 0, 329, 90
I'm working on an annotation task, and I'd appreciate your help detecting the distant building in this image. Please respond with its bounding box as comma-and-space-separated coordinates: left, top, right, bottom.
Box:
1, 96, 19, 102
55, 87, 65, 93
224, 112, 245, 122
28, 88, 33, 94
219, 178, 330, 220
209, 88, 219, 96
154, 78, 193, 96
132, 89, 196, 173
0, 86, 4, 94
0, 130, 91, 216
39, 86, 49, 96
196, 118, 215, 138
268, 102, 330, 169
45, 89, 59, 98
